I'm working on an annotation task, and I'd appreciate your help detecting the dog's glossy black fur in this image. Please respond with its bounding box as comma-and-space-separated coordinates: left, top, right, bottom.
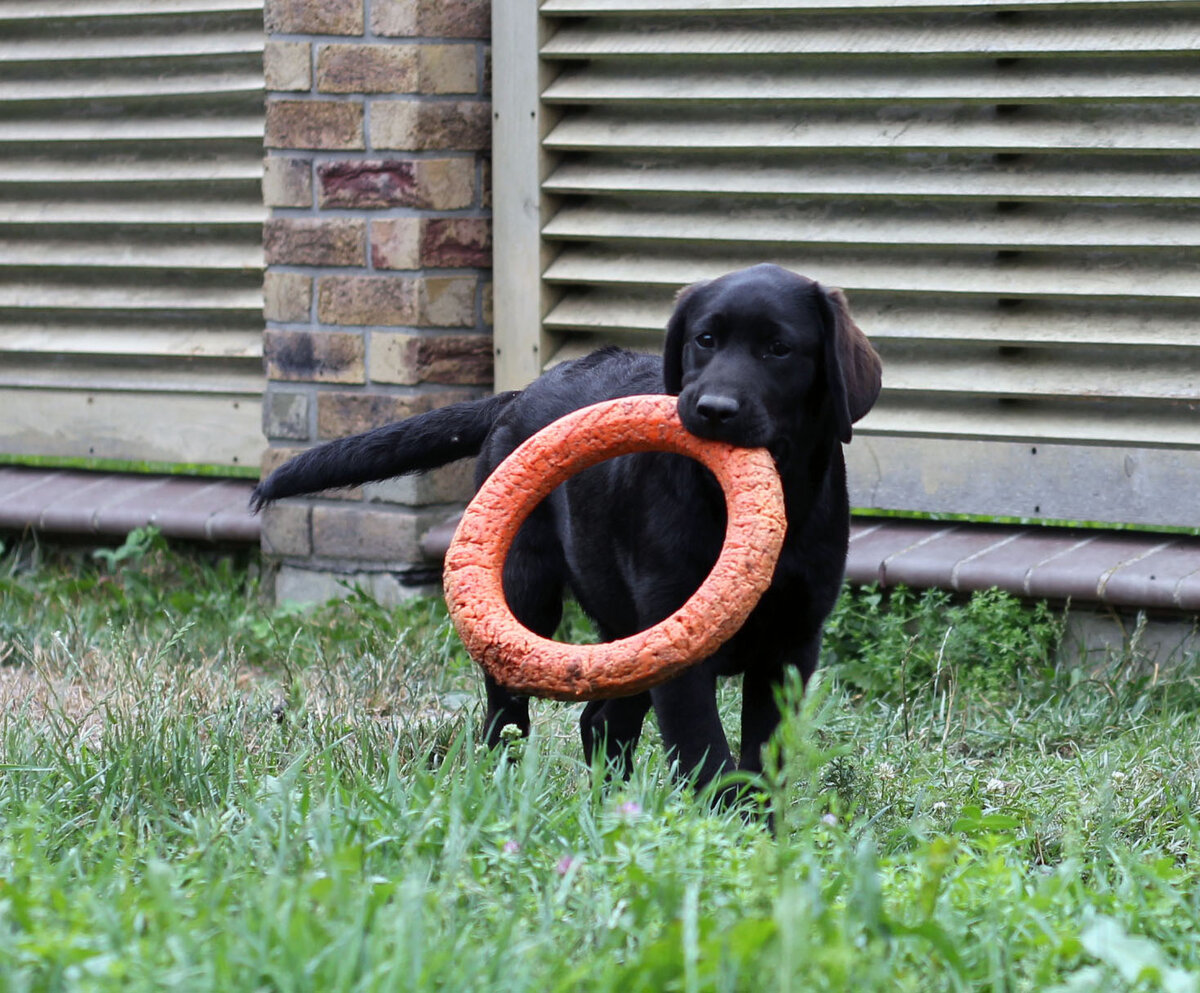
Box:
252, 264, 882, 791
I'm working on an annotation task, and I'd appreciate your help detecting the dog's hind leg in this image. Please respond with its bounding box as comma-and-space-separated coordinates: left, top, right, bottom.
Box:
579, 692, 651, 780
481, 509, 565, 747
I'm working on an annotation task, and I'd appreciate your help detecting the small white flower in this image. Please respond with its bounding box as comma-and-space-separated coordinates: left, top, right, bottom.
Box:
877, 762, 898, 781
931, 801, 948, 814
1111, 771, 1127, 783
821, 813, 839, 827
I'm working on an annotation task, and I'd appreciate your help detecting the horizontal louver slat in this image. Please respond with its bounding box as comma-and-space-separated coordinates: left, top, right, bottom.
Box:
861, 400, 1198, 449
0, 72, 265, 103
544, 66, 1200, 103
544, 160, 1200, 203
543, 249, 1200, 301
0, 2, 264, 470
544, 203, 1200, 249
544, 293, 1200, 347
0, 283, 262, 310
0, 32, 264, 64
543, 20, 1200, 58
0, 240, 261, 270
0, 359, 264, 394
543, 114, 1200, 152
0, 117, 264, 142
0, 2, 262, 18
0, 159, 261, 183
0, 327, 262, 358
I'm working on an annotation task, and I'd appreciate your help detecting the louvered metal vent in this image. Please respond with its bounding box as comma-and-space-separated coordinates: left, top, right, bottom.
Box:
0, 0, 265, 472
494, 0, 1200, 528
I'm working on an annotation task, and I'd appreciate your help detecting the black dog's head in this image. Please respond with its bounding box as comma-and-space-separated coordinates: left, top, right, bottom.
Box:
663, 264, 882, 450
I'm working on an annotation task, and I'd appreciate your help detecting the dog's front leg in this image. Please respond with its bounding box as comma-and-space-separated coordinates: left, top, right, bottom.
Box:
580, 692, 652, 780
738, 630, 822, 773
651, 666, 734, 790
737, 666, 782, 775
482, 674, 530, 747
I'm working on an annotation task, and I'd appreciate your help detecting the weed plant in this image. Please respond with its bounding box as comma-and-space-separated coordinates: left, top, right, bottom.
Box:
1, 531, 1199, 991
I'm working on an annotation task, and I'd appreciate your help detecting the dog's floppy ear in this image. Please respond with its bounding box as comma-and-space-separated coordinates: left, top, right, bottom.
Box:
662, 279, 710, 394
817, 285, 882, 444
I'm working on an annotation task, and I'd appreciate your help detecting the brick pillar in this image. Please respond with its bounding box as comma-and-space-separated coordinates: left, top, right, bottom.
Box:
261, 0, 493, 605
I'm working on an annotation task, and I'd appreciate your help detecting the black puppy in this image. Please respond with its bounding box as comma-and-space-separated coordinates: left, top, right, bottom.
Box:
252, 264, 881, 791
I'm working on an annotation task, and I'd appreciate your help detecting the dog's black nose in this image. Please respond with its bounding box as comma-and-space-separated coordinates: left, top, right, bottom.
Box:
696, 394, 740, 423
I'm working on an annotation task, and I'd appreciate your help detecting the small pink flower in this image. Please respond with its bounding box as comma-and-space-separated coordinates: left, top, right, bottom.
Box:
619, 800, 642, 816
503, 840, 520, 854
556, 855, 576, 876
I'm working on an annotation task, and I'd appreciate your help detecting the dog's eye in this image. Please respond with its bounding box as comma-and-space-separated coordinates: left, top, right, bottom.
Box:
767, 341, 792, 358
695, 332, 716, 349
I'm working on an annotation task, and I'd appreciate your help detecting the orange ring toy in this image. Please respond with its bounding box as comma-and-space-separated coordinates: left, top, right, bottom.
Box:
443, 394, 786, 702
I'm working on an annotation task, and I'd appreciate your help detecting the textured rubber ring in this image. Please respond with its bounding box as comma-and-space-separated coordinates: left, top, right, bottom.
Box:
443, 394, 786, 701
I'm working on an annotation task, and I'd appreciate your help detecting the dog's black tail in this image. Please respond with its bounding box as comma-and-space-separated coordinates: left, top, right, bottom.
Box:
250, 391, 519, 512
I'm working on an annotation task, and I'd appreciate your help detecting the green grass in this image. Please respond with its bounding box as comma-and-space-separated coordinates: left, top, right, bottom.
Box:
2, 530, 1200, 992
0, 455, 259, 479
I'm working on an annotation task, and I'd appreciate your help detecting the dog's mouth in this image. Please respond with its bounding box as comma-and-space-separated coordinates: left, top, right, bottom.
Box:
676, 393, 773, 449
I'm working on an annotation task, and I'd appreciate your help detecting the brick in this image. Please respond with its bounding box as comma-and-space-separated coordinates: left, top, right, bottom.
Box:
264, 217, 366, 266
316, 44, 418, 94
273, 567, 433, 607
419, 332, 493, 382
261, 503, 312, 557
260, 446, 364, 501
372, 0, 490, 39
260, 445, 307, 479
416, 158, 476, 208
263, 271, 312, 322
364, 459, 475, 506
317, 275, 418, 325
369, 331, 492, 385
312, 275, 471, 330
367, 332, 422, 384
274, 565, 347, 605
418, 44, 478, 94
421, 217, 491, 268
481, 281, 493, 325
318, 158, 473, 209
370, 218, 421, 270
313, 505, 445, 562
317, 388, 476, 438
370, 571, 441, 603
274, 566, 361, 606
264, 41, 312, 91
318, 160, 418, 208
370, 101, 490, 152
420, 277, 477, 327
265, 0, 363, 35
263, 157, 312, 208
480, 156, 491, 209
264, 330, 366, 384
263, 389, 311, 440
316, 392, 427, 438
265, 99, 363, 150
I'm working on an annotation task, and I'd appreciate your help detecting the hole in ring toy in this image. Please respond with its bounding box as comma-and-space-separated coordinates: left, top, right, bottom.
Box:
443, 394, 787, 702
